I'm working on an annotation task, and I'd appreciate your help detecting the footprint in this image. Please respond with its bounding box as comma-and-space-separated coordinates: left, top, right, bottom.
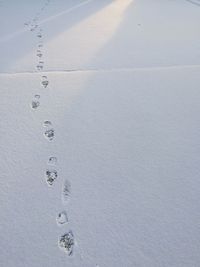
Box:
30, 24, 38, 31
56, 211, 68, 225
31, 94, 40, 109
41, 80, 49, 88
37, 52, 43, 58
41, 75, 49, 88
43, 120, 52, 127
44, 128, 55, 141
31, 100, 40, 109
36, 65, 43, 71
34, 94, 40, 99
36, 60, 44, 70
46, 169, 57, 186
48, 156, 57, 165
62, 180, 71, 202
37, 33, 42, 38
58, 231, 74, 255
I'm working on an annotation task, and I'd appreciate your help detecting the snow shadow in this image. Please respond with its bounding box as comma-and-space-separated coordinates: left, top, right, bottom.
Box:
0, 0, 114, 72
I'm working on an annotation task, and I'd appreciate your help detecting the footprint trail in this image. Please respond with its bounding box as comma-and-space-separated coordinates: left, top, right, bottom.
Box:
25, 0, 76, 257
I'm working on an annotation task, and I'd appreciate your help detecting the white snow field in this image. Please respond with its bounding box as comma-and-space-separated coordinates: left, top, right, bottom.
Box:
1, 0, 200, 266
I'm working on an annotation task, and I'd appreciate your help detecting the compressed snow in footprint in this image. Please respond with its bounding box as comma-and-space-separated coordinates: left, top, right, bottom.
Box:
56, 211, 68, 225
58, 231, 74, 256
43, 120, 55, 141
43, 120, 52, 127
45, 169, 57, 186
48, 156, 57, 165
31, 100, 40, 110
41, 80, 49, 88
34, 94, 40, 99
44, 128, 54, 141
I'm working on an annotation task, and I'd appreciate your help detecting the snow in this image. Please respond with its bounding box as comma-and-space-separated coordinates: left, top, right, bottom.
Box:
0, 1, 200, 267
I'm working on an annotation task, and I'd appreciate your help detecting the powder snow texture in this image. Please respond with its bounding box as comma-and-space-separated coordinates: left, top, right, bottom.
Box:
0, 1, 200, 267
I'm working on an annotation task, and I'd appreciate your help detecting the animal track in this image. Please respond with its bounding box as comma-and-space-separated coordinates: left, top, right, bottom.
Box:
37, 51, 43, 58
58, 231, 74, 255
31, 100, 40, 109
43, 120, 52, 127
62, 180, 71, 202
48, 156, 57, 165
46, 169, 57, 186
36, 64, 43, 71
56, 211, 68, 225
43, 120, 54, 140
41, 76, 49, 88
41, 80, 49, 88
44, 128, 55, 141
31, 95, 40, 110
36, 59, 44, 70
37, 33, 42, 38
30, 24, 38, 32
34, 94, 40, 99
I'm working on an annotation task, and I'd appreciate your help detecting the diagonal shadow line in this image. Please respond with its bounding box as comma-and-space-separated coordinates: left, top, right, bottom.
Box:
185, 0, 200, 6
0, 0, 114, 71
40, 0, 95, 25
0, 0, 97, 44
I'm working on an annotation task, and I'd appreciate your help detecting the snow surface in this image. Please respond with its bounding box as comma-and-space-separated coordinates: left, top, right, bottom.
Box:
1, 1, 200, 267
